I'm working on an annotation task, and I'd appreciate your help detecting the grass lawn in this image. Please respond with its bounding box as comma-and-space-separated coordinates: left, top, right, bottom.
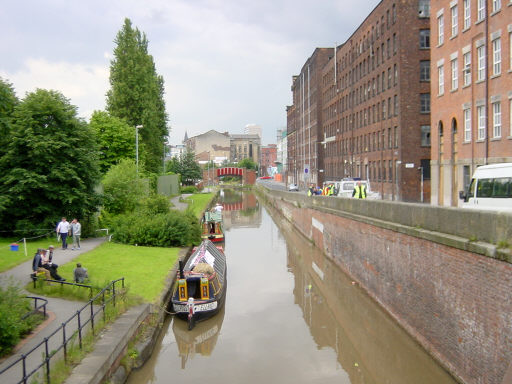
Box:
185, 192, 215, 218
27, 242, 180, 303
0, 237, 57, 272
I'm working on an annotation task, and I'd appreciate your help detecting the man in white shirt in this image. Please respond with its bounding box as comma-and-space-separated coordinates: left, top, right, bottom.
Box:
56, 217, 70, 250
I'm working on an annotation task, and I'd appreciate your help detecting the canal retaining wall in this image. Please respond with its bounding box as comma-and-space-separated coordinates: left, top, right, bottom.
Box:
258, 186, 512, 384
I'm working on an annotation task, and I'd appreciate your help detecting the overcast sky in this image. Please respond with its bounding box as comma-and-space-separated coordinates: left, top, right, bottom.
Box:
1, 0, 380, 145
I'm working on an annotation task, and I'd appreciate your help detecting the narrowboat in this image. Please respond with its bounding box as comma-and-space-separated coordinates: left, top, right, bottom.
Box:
201, 210, 224, 243
171, 240, 227, 330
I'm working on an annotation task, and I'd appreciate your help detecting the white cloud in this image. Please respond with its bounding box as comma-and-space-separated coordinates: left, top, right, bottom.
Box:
1, 58, 109, 120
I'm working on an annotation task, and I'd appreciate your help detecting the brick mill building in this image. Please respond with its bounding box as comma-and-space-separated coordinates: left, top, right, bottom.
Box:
430, 0, 512, 207
288, 0, 432, 202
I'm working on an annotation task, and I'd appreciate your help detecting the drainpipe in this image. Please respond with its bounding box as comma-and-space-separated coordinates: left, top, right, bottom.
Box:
484, 4, 489, 164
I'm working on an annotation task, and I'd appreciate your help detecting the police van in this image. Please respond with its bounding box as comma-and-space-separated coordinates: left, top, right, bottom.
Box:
459, 163, 512, 212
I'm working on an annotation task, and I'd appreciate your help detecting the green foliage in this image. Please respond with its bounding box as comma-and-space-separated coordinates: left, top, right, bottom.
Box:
102, 159, 148, 215
110, 210, 201, 247
0, 281, 42, 356
106, 18, 168, 174
136, 194, 170, 215
180, 185, 198, 194
89, 111, 136, 174
0, 89, 101, 234
0, 77, 18, 161
238, 157, 258, 171
183, 193, 215, 218
166, 151, 202, 185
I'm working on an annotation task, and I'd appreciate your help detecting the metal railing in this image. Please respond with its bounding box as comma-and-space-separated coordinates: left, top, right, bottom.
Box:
0, 278, 125, 384
21, 296, 48, 320
32, 277, 94, 298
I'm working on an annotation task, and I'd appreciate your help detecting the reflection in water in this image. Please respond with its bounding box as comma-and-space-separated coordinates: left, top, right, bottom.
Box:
127, 191, 456, 384
173, 308, 225, 369
218, 188, 261, 230
272, 208, 456, 384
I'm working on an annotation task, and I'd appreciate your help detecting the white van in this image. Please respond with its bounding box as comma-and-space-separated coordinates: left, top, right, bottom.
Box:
333, 179, 378, 199
459, 163, 512, 212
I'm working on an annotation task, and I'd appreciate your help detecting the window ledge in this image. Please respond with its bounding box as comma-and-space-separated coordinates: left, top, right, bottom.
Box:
476, 79, 486, 84
450, 88, 458, 93
436, 43, 444, 48
462, 27, 471, 33
476, 139, 486, 143
450, 34, 458, 40
462, 84, 472, 89
507, 136, 512, 140
490, 137, 501, 141
490, 74, 501, 79
475, 18, 485, 25
490, 10, 501, 16
438, 93, 445, 97
462, 140, 472, 145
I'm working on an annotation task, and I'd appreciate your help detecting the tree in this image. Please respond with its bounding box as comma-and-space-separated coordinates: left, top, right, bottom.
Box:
165, 151, 202, 185
0, 89, 101, 233
89, 111, 136, 174
238, 157, 258, 171
102, 158, 148, 215
106, 18, 168, 174
0, 78, 18, 157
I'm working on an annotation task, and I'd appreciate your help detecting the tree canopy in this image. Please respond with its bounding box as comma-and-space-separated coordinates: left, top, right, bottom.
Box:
166, 151, 202, 185
0, 89, 101, 233
89, 110, 136, 173
238, 157, 258, 171
106, 18, 168, 174
0, 78, 18, 158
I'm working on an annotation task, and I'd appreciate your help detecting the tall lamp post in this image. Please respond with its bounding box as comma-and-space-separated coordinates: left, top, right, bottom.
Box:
135, 125, 143, 175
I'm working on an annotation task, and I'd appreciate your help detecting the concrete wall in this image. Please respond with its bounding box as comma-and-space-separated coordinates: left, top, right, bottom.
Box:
259, 187, 512, 384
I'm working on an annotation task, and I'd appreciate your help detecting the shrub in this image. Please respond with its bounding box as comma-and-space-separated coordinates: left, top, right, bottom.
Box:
0, 282, 40, 356
136, 194, 170, 215
180, 185, 198, 194
110, 210, 201, 247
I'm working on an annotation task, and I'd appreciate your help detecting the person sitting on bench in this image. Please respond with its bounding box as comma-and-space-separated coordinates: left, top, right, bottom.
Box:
40, 249, 65, 281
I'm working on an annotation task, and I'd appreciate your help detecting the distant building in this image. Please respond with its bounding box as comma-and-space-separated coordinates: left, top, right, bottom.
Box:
169, 144, 186, 159
261, 144, 277, 176
230, 134, 261, 164
430, 0, 512, 206
185, 130, 230, 165
276, 129, 287, 174
244, 124, 262, 138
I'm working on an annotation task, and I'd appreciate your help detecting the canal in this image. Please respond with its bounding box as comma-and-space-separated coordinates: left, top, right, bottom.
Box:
128, 189, 457, 384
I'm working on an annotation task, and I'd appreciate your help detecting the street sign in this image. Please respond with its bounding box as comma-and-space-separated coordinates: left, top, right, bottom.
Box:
405, 163, 414, 168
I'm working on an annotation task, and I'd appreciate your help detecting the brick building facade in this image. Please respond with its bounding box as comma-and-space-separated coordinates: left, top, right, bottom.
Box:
287, 48, 332, 188
319, 0, 432, 202
430, 0, 512, 207
260, 144, 277, 176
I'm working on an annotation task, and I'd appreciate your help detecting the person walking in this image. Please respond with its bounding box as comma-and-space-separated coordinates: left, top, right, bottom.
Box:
56, 217, 70, 250
352, 181, 367, 199
71, 218, 81, 250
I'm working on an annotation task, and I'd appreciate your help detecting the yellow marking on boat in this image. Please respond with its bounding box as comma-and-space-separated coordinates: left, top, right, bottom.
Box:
178, 279, 187, 301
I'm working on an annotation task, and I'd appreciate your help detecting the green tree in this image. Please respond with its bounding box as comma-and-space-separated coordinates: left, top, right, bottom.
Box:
89, 110, 136, 173
238, 157, 258, 171
102, 158, 148, 215
0, 78, 18, 157
180, 151, 202, 185
0, 89, 101, 233
106, 18, 168, 174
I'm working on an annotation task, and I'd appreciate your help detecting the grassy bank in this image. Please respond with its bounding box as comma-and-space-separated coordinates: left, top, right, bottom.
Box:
27, 242, 180, 303
185, 192, 215, 218
0, 237, 56, 272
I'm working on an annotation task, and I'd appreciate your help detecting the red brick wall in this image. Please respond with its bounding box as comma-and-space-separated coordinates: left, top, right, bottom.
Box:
265, 191, 512, 384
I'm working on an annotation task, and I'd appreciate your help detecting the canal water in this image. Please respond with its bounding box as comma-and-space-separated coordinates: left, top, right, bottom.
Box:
128, 189, 457, 384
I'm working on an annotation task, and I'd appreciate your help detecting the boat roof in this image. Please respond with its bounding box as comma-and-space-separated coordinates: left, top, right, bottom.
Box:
185, 240, 226, 283
204, 211, 223, 222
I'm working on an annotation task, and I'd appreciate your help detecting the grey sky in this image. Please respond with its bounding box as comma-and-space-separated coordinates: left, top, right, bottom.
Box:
1, 0, 380, 145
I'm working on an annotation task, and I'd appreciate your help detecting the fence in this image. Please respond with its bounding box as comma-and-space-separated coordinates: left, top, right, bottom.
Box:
21, 296, 48, 320
0, 278, 125, 384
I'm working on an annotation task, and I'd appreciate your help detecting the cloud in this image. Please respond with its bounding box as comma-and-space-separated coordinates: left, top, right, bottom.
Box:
1, 58, 109, 119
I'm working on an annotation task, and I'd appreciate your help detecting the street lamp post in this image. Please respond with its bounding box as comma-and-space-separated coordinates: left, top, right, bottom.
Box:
135, 125, 143, 175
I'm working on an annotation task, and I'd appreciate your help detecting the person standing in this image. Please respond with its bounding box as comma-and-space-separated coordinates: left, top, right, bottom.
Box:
56, 217, 70, 250
352, 181, 367, 199
71, 218, 81, 250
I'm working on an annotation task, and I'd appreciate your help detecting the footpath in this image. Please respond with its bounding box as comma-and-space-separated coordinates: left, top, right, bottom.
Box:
0, 238, 106, 384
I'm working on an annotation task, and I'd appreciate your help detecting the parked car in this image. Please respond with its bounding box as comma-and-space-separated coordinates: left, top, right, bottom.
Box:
288, 183, 299, 192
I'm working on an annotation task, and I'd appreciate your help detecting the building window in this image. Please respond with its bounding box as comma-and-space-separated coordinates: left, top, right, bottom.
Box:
493, 38, 501, 76
394, 126, 398, 148
393, 4, 397, 23
451, 59, 458, 90
438, 15, 444, 46
419, 0, 430, 17
420, 30, 430, 49
388, 67, 392, 88
464, 107, 471, 142
463, 51, 471, 86
394, 95, 398, 116
382, 101, 387, 120
393, 33, 397, 54
492, 0, 501, 12
421, 125, 431, 146
510, 32, 512, 71
420, 60, 430, 81
493, 102, 501, 138
477, 0, 486, 21
394, 64, 398, 85
463, 0, 471, 29
477, 105, 486, 140
438, 65, 444, 95
388, 97, 392, 118
451, 5, 458, 37
420, 93, 430, 113
477, 45, 486, 81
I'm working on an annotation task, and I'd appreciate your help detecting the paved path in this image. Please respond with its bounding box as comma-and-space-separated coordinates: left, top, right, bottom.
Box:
0, 237, 107, 383
170, 193, 191, 211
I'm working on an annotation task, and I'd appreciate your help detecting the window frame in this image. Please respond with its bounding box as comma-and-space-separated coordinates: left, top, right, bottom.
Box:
493, 101, 501, 138
451, 58, 458, 90
464, 107, 472, 142
451, 5, 458, 37
438, 65, 445, 95
477, 105, 486, 140
493, 38, 501, 76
